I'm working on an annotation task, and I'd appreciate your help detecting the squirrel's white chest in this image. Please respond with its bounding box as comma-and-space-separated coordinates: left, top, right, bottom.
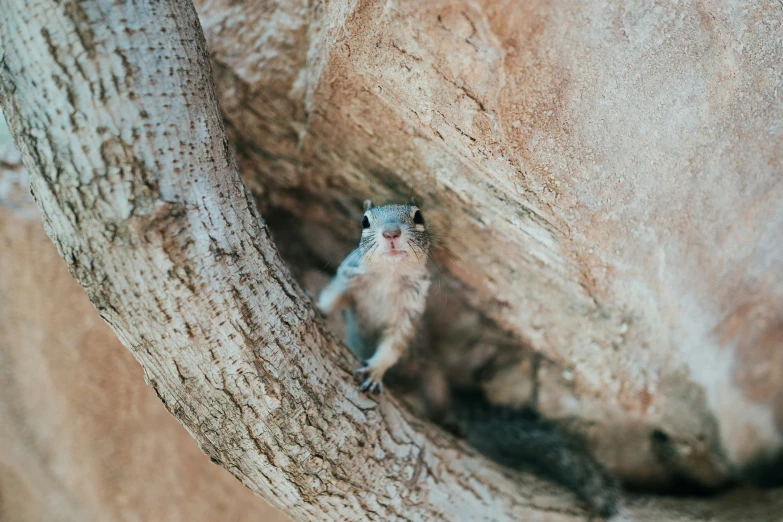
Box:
351, 270, 428, 331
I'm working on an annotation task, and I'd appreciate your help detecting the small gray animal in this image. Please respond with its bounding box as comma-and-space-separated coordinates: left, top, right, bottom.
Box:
318, 199, 630, 520
318, 200, 430, 393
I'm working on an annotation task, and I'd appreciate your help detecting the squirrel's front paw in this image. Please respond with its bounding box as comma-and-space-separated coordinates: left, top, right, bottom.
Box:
315, 299, 329, 316
353, 362, 384, 394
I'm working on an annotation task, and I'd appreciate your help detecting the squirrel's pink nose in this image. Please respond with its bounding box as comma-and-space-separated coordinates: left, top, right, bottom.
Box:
382, 228, 401, 240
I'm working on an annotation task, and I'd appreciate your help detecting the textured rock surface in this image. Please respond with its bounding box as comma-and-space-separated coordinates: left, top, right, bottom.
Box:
196, 0, 783, 486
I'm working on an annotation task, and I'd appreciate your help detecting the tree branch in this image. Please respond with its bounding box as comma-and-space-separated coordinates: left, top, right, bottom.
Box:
0, 1, 579, 520
1, 1, 781, 521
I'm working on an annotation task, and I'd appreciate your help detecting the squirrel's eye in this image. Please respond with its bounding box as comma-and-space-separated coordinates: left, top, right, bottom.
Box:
362, 216, 371, 229
413, 210, 424, 225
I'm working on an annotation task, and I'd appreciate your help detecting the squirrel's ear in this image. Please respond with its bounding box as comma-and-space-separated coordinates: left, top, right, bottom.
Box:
363, 199, 374, 210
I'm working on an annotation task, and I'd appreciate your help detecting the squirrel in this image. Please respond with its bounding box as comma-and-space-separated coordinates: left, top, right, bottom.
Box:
318, 200, 625, 519
317, 200, 431, 394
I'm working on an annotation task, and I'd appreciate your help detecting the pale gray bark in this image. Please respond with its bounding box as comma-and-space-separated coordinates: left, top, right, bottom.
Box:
1, 1, 781, 521
0, 1, 567, 520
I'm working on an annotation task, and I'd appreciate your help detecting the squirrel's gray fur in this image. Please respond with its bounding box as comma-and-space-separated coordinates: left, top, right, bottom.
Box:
318, 200, 624, 519
318, 200, 430, 393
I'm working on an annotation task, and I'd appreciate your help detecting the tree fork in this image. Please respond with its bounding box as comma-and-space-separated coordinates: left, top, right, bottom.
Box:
1, 1, 780, 520
0, 1, 571, 520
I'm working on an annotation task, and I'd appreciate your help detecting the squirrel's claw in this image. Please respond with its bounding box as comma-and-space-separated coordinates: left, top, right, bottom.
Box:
360, 378, 383, 394
354, 363, 384, 394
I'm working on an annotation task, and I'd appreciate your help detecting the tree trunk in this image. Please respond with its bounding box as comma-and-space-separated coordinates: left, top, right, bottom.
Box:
1, 1, 781, 521
0, 194, 287, 522
0, 1, 572, 520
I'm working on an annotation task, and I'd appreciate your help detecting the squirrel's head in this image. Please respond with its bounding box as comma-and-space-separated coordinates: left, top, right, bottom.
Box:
358, 199, 430, 267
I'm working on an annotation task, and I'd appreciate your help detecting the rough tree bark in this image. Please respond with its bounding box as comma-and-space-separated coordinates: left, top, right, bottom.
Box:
0, 121, 286, 522
0, 201, 287, 522
0, 1, 575, 520
1, 1, 781, 521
